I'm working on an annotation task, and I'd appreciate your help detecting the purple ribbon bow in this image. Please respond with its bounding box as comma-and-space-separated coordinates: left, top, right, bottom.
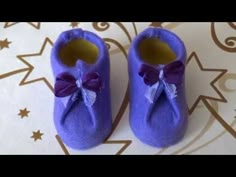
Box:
139, 61, 184, 102
54, 71, 103, 109
54, 72, 103, 123
55, 72, 103, 97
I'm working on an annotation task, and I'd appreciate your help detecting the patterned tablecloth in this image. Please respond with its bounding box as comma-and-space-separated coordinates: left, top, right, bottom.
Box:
0, 22, 236, 154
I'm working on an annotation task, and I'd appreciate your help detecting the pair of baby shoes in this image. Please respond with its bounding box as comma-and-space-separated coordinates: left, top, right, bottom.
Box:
51, 27, 188, 150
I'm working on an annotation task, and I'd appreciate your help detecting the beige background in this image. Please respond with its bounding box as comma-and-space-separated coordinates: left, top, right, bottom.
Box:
0, 22, 236, 154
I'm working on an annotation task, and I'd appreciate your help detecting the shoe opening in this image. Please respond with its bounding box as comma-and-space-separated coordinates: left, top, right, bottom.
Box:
59, 39, 99, 67
138, 38, 176, 65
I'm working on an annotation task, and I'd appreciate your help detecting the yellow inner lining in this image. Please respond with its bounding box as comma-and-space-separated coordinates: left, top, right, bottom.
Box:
59, 39, 99, 67
139, 38, 176, 65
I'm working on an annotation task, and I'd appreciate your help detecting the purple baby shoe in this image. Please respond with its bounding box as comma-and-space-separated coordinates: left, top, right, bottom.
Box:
51, 28, 112, 150
128, 27, 188, 147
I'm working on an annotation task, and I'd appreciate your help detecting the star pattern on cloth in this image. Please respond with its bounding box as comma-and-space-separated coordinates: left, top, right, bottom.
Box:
70, 22, 79, 28
4, 22, 41, 29
186, 52, 227, 114
31, 130, 44, 142
18, 108, 30, 118
17, 37, 54, 92
0, 38, 11, 50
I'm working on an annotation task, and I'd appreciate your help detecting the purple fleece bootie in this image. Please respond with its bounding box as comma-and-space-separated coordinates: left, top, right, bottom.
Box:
128, 27, 188, 147
51, 28, 112, 150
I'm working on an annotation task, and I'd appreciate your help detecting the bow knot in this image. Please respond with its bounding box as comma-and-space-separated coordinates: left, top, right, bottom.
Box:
54, 72, 103, 106
139, 61, 184, 102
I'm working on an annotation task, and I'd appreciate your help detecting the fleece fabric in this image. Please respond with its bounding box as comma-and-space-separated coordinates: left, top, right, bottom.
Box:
128, 27, 188, 147
51, 29, 112, 150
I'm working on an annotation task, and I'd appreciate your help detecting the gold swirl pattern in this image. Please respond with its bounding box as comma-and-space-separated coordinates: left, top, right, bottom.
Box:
92, 22, 110, 31
228, 22, 236, 30
211, 22, 236, 53
218, 73, 236, 92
